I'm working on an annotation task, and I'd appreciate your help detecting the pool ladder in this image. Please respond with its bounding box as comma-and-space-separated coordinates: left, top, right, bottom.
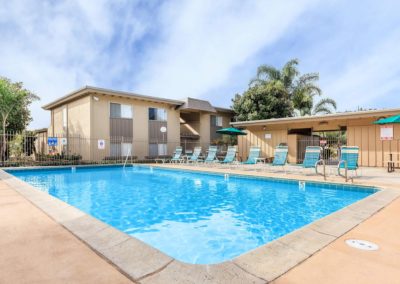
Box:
123, 148, 132, 168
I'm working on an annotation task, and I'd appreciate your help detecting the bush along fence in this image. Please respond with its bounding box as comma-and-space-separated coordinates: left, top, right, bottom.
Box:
0, 131, 233, 167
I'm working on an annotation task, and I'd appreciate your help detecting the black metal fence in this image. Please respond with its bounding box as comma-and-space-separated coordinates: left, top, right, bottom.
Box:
297, 136, 346, 165
0, 132, 233, 167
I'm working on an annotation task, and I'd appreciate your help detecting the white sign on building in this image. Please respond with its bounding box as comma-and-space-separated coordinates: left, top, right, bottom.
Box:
61, 138, 68, 145
380, 125, 393, 141
98, 139, 106, 150
264, 133, 272, 139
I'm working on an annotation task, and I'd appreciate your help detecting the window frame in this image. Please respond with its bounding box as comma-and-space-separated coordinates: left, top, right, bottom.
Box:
110, 142, 133, 157
211, 115, 223, 127
149, 107, 167, 121
110, 102, 133, 119
149, 143, 167, 156
216, 116, 223, 127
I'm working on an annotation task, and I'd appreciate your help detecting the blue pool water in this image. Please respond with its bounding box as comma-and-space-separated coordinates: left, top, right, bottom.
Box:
8, 166, 376, 264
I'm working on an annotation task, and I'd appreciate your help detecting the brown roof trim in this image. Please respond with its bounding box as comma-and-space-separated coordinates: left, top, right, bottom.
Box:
33, 128, 48, 133
42, 86, 185, 110
178, 97, 217, 113
215, 107, 234, 114
231, 108, 400, 127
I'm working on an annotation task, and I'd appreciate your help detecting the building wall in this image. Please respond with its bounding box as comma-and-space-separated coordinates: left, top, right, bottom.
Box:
47, 96, 91, 159
90, 94, 110, 160
46, 93, 233, 161
68, 96, 91, 160
51, 107, 64, 136
167, 107, 181, 154
347, 121, 400, 167
199, 113, 211, 146
237, 116, 400, 167
210, 112, 232, 142
90, 94, 181, 160
238, 125, 289, 162
221, 113, 232, 127
67, 96, 91, 138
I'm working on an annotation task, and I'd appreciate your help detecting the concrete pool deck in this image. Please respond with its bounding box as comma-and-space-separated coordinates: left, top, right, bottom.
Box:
0, 165, 399, 283
0, 181, 133, 284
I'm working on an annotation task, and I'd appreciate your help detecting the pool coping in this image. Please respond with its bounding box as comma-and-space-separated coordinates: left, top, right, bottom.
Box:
1, 165, 399, 283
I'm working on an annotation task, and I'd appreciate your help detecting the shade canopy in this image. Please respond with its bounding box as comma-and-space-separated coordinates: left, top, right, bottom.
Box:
216, 127, 247, 136
374, 114, 400, 124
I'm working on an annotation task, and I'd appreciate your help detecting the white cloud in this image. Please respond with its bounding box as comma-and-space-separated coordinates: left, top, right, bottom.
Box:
4, 0, 399, 130
1, 0, 317, 129
0, 0, 145, 129
322, 29, 400, 110
135, 0, 317, 100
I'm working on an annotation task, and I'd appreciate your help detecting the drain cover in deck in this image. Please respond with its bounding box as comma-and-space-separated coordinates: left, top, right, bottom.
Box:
345, 239, 379, 251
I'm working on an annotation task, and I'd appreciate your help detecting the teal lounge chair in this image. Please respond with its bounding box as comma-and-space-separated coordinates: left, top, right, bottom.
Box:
155, 146, 183, 163
338, 146, 359, 180
263, 145, 288, 171
169, 146, 184, 163
272, 145, 288, 166
187, 146, 202, 163
286, 146, 325, 176
199, 146, 218, 163
219, 146, 237, 164
302, 146, 322, 169
242, 146, 261, 164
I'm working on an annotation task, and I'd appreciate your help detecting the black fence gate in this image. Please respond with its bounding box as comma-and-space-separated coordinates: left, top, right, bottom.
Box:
297, 134, 346, 165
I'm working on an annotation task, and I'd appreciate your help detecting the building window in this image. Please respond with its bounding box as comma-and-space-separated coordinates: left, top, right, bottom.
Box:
158, 144, 167, 155
149, 108, 167, 121
110, 142, 132, 157
110, 103, 132, 119
211, 115, 223, 127
149, 143, 167, 156
110, 142, 120, 157
121, 143, 132, 156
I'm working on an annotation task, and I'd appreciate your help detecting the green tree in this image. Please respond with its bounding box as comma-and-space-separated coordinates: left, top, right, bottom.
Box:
9, 133, 24, 159
235, 59, 336, 119
232, 80, 293, 121
0, 77, 39, 160
0, 77, 39, 132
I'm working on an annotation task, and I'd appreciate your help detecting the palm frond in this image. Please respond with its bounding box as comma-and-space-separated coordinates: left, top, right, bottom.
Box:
313, 106, 332, 115
282, 59, 299, 88
314, 98, 337, 110
283, 58, 299, 71
312, 97, 337, 115
300, 84, 322, 97
256, 65, 281, 81
298, 72, 319, 84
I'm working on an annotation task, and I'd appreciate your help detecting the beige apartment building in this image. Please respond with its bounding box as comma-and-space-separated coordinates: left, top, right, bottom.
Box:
42, 86, 233, 160
233, 108, 400, 167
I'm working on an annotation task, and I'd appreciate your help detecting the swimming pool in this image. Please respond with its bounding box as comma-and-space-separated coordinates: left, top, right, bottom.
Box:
8, 165, 377, 264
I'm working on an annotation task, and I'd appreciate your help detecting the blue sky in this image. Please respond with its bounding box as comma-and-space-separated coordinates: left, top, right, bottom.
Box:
1, 0, 400, 129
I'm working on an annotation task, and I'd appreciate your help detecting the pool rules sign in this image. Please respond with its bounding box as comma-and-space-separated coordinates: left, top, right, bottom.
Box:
98, 139, 106, 150
380, 125, 393, 141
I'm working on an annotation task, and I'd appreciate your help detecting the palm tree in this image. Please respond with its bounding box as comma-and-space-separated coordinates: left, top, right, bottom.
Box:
250, 58, 299, 91
312, 98, 337, 115
249, 58, 336, 116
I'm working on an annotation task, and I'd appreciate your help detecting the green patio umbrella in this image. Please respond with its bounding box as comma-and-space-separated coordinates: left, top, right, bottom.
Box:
216, 127, 247, 135
216, 127, 247, 146
374, 114, 400, 124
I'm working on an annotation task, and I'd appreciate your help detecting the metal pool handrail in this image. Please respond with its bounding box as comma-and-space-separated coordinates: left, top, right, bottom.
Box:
123, 148, 132, 168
